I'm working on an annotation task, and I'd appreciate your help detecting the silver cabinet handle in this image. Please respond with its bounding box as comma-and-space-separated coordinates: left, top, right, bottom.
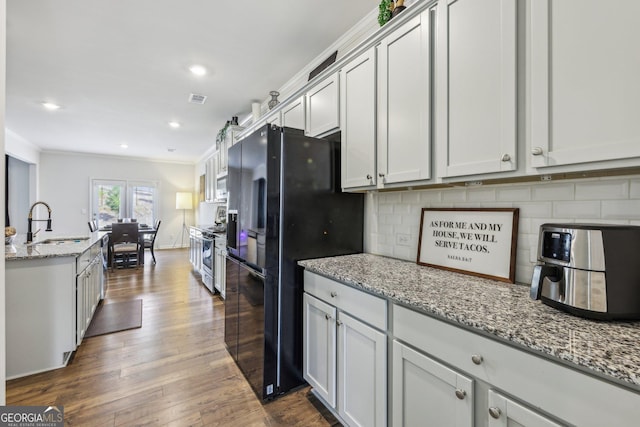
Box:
455, 389, 466, 400
531, 147, 544, 156
366, 174, 373, 180
336, 319, 343, 326
378, 173, 385, 178
501, 154, 511, 162
325, 313, 330, 320
330, 291, 337, 298
471, 354, 483, 365
489, 407, 501, 419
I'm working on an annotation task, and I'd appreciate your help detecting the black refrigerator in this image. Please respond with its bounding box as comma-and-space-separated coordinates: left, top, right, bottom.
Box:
224, 125, 363, 401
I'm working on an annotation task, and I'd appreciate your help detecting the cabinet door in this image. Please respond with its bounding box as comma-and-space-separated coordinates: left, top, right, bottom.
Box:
378, 9, 432, 185
337, 312, 386, 427
217, 134, 229, 178
436, 0, 517, 177
530, 0, 640, 169
303, 293, 337, 407
340, 47, 377, 189
205, 155, 216, 202
393, 340, 473, 427
488, 390, 563, 427
282, 96, 305, 131
76, 270, 87, 346
306, 73, 339, 137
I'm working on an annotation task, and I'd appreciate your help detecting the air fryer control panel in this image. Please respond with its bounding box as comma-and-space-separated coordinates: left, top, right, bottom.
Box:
541, 231, 572, 263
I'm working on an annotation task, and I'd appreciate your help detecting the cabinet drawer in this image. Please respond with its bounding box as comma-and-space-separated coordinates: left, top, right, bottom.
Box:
76, 249, 92, 273
304, 271, 386, 331
393, 304, 640, 427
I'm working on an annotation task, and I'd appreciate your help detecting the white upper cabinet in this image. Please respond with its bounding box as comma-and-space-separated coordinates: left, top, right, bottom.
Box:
340, 47, 377, 189
305, 72, 340, 137
436, 0, 517, 178
378, 9, 432, 185
529, 0, 640, 170
282, 96, 305, 131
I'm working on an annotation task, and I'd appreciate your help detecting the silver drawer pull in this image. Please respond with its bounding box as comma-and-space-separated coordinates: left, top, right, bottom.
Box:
489, 407, 501, 419
471, 354, 483, 365
330, 291, 337, 298
325, 313, 330, 320
501, 153, 511, 162
455, 389, 466, 400
336, 319, 343, 326
531, 147, 544, 156
366, 174, 373, 180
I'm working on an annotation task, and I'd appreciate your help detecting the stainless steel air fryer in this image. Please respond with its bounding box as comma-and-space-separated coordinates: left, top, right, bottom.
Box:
530, 223, 640, 320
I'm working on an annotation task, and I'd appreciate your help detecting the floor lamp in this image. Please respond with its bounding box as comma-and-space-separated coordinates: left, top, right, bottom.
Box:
174, 192, 193, 248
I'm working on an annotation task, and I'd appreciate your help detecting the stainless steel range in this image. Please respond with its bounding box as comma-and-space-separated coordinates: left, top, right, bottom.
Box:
201, 229, 215, 293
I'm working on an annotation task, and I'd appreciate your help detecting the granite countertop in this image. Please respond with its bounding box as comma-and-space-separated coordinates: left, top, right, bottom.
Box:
6, 232, 106, 261
299, 253, 640, 391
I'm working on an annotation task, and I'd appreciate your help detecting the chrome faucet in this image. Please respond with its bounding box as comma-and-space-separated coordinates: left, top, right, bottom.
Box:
27, 201, 53, 243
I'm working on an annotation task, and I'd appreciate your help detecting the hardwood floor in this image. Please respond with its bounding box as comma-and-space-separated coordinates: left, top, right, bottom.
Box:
6, 249, 339, 426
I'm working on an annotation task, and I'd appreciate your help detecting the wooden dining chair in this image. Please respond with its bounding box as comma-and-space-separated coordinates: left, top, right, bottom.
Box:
143, 220, 161, 264
109, 223, 140, 270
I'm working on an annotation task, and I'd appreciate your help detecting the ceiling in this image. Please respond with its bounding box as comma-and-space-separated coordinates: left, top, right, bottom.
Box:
5, 0, 375, 163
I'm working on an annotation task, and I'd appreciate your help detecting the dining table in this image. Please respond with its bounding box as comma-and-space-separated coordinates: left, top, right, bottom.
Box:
99, 224, 157, 267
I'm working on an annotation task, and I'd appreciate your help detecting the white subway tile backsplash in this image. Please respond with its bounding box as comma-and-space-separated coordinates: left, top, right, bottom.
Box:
420, 190, 442, 203
602, 200, 640, 219
575, 180, 628, 200
630, 179, 640, 199
496, 186, 531, 202
378, 203, 394, 214
515, 202, 553, 218
366, 175, 640, 285
401, 191, 420, 204
553, 201, 600, 219
467, 188, 497, 202
531, 183, 574, 201
380, 192, 402, 204
442, 189, 467, 203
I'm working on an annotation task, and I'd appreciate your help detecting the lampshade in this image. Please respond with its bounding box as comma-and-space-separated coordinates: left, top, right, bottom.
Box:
176, 192, 193, 210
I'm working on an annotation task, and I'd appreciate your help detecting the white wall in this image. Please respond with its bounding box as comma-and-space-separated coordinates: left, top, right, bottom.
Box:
38, 151, 195, 248
1, 0, 7, 405
365, 175, 640, 284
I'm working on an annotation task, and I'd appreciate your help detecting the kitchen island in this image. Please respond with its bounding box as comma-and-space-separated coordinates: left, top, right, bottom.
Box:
299, 253, 640, 426
5, 232, 107, 379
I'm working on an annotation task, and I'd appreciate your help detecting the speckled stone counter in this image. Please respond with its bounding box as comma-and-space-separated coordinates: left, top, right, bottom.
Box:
299, 253, 640, 391
5, 232, 105, 260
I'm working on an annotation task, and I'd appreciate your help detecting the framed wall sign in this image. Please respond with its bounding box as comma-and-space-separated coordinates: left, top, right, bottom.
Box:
417, 208, 519, 283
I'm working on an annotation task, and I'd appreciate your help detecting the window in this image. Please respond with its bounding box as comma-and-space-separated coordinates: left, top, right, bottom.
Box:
91, 179, 158, 229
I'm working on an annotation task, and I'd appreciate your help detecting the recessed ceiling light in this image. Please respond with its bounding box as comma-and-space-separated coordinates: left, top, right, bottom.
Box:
42, 102, 61, 110
168, 121, 181, 128
120, 143, 129, 149
189, 65, 207, 76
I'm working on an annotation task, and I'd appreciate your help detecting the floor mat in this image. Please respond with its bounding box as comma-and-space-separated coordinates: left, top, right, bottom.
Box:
85, 299, 142, 338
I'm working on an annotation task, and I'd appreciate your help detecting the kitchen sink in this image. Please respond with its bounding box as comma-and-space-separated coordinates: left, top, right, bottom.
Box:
37, 237, 90, 245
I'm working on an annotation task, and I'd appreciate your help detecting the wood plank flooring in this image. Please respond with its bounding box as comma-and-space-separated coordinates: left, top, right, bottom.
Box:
6, 249, 338, 426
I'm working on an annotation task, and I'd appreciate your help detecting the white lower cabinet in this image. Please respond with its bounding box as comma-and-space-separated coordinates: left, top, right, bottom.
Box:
214, 237, 226, 298
303, 293, 337, 406
303, 271, 387, 426
393, 304, 640, 427
393, 341, 473, 427
487, 390, 562, 427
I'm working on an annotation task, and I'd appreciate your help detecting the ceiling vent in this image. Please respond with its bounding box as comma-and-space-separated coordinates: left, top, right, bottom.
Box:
188, 93, 207, 104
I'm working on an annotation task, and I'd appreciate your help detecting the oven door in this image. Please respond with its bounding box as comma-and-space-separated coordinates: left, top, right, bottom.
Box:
202, 237, 214, 276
